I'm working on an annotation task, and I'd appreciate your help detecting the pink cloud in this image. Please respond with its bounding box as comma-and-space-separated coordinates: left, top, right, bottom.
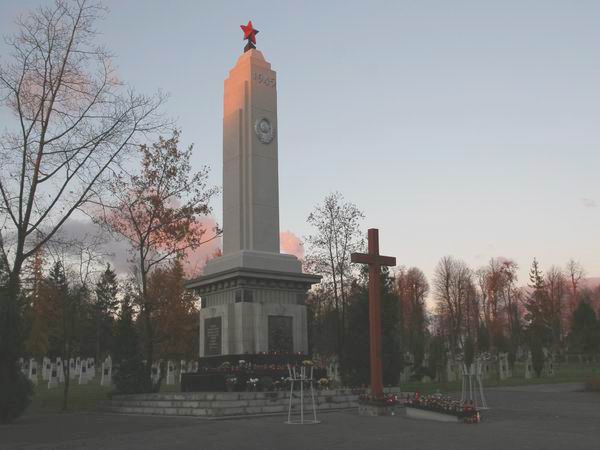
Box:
182, 216, 221, 277
280, 230, 304, 260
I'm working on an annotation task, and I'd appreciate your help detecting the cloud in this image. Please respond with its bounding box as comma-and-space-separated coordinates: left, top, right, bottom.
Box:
280, 230, 304, 260
181, 217, 221, 278
581, 198, 597, 208
50, 218, 132, 274
51, 217, 222, 278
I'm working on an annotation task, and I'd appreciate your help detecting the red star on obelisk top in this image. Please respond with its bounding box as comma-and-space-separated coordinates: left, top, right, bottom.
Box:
240, 20, 259, 52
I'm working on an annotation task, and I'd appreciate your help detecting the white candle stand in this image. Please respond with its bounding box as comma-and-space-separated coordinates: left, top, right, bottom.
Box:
285, 364, 320, 425
460, 360, 489, 410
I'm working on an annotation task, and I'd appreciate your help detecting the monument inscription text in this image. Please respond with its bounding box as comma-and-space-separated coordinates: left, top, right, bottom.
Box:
204, 317, 222, 356
268, 315, 293, 353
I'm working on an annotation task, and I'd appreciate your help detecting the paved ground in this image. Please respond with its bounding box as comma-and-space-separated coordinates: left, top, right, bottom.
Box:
1, 383, 598, 450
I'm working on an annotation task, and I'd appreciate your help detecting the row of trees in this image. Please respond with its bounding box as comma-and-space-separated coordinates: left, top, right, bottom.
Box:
305, 193, 600, 385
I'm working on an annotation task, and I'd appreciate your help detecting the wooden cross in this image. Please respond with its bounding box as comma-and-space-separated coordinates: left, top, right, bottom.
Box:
351, 228, 396, 399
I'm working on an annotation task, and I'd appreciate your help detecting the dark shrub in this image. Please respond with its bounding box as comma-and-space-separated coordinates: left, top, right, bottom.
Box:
113, 360, 153, 394
0, 368, 33, 423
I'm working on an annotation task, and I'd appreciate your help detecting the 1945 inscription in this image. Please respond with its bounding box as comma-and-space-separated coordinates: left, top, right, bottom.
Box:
253, 72, 275, 88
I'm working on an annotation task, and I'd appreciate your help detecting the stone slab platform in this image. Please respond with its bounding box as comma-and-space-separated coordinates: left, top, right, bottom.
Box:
100, 389, 367, 418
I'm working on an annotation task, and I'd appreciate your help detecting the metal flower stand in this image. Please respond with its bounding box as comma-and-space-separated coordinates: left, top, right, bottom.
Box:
460, 361, 489, 410
285, 364, 320, 424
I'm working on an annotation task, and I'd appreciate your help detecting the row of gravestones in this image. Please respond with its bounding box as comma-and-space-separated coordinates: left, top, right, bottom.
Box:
17, 356, 114, 388
398, 349, 557, 384
18, 357, 209, 389
151, 360, 200, 385
446, 351, 555, 382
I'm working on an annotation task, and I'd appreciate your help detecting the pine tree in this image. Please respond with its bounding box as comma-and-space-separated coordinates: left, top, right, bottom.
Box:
94, 265, 119, 361
113, 294, 150, 394
525, 258, 552, 376
568, 298, 600, 356
525, 258, 552, 346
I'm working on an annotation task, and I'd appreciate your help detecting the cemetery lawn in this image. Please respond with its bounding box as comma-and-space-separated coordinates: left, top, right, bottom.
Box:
26, 380, 180, 416
401, 362, 600, 395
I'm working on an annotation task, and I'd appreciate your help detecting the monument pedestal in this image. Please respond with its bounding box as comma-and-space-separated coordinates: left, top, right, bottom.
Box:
187, 265, 318, 358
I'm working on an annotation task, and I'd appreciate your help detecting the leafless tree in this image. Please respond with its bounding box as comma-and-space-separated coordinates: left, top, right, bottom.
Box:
45, 231, 107, 411
566, 259, 585, 314
305, 192, 364, 358
0, 0, 165, 293
396, 267, 429, 367
545, 265, 568, 350
433, 256, 475, 353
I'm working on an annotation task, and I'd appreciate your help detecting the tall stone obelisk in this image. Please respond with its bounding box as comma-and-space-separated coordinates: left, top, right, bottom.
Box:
186, 22, 320, 361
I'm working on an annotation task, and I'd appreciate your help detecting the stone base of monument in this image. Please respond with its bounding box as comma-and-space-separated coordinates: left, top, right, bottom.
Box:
100, 389, 360, 419
405, 407, 460, 423
358, 403, 399, 417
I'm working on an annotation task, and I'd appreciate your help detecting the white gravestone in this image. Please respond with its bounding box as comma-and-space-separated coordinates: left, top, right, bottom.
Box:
42, 357, 50, 381
545, 357, 555, 377
28, 359, 38, 385
446, 359, 456, 382
56, 358, 65, 383
151, 364, 160, 384
69, 358, 76, 379
100, 359, 112, 387
79, 361, 88, 385
89, 359, 96, 378
525, 353, 533, 379
179, 360, 187, 382
47, 363, 59, 389
166, 361, 175, 385
499, 353, 510, 380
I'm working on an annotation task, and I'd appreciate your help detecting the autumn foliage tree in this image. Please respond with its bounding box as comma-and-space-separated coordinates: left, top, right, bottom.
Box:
95, 130, 217, 381
147, 260, 199, 361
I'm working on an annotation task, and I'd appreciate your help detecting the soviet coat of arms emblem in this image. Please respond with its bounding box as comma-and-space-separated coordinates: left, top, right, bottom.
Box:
255, 117, 274, 144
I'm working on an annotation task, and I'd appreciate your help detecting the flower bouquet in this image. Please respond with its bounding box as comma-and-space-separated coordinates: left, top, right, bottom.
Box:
246, 377, 259, 391
358, 393, 399, 407
318, 378, 330, 390
406, 394, 480, 423
225, 376, 237, 392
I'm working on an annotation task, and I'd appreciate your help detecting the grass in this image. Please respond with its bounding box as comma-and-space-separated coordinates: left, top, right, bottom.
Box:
25, 362, 600, 416
399, 362, 600, 395
25, 376, 180, 416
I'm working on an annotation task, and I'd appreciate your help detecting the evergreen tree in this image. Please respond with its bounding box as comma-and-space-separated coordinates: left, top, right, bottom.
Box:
113, 294, 151, 394
94, 265, 119, 361
342, 267, 402, 386
525, 258, 553, 351
568, 298, 600, 356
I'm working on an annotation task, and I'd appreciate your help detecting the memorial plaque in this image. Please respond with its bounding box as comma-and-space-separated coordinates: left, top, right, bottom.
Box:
268, 316, 293, 354
204, 317, 222, 356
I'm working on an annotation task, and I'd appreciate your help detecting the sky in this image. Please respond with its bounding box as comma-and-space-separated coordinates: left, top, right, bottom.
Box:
1, 0, 599, 286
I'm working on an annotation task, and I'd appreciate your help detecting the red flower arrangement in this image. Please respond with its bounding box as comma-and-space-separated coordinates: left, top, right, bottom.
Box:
406, 394, 480, 424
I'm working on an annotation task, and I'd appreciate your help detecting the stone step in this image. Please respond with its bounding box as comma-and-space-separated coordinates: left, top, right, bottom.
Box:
99, 391, 360, 418
103, 397, 357, 409
113, 389, 361, 402
99, 402, 357, 418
